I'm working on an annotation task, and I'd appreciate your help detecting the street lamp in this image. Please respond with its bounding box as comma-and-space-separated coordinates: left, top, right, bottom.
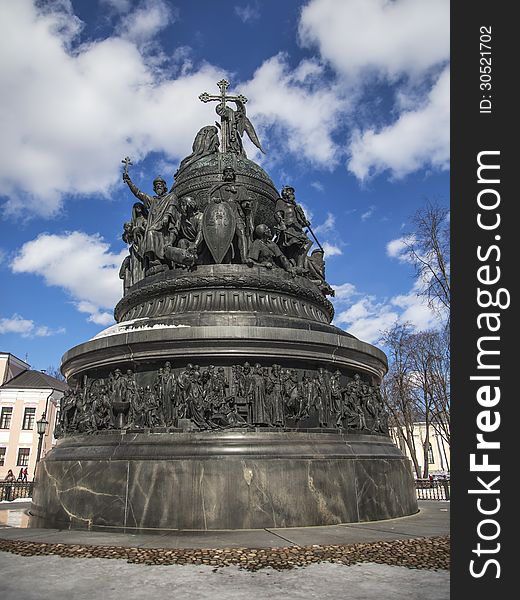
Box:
34, 412, 49, 479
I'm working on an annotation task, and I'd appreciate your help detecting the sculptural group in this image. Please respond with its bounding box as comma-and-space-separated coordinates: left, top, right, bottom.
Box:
119, 164, 333, 296
56, 364, 388, 437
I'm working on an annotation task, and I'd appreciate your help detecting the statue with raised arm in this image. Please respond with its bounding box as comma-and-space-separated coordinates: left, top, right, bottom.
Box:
122, 158, 179, 272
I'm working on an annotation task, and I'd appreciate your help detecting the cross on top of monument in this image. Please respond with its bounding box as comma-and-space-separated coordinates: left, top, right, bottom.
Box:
199, 79, 248, 109
199, 79, 263, 155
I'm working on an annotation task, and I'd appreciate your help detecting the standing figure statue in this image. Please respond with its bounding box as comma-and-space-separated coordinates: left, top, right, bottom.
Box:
283, 369, 300, 419
317, 368, 332, 426
241, 362, 255, 425
274, 186, 313, 270
204, 166, 254, 264
313, 375, 327, 427
154, 368, 165, 421
329, 370, 343, 427
176, 364, 194, 420
122, 161, 179, 273
344, 374, 367, 430
215, 98, 265, 156
301, 373, 320, 424
58, 388, 77, 436
185, 366, 210, 429
267, 364, 285, 427
251, 364, 269, 426
365, 384, 384, 434
124, 370, 140, 427
161, 362, 177, 426
127, 202, 148, 283
110, 369, 126, 404
129, 386, 146, 428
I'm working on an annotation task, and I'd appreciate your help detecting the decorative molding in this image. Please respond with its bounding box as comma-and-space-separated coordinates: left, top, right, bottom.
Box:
115, 267, 334, 323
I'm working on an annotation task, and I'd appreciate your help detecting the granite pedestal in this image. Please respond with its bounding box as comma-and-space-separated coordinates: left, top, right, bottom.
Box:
31, 431, 417, 531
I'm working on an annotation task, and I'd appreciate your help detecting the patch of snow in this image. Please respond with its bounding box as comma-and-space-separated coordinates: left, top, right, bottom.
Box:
91, 318, 190, 340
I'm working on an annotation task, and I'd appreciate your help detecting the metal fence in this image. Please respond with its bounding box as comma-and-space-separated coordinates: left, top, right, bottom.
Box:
415, 478, 450, 500
0, 481, 34, 502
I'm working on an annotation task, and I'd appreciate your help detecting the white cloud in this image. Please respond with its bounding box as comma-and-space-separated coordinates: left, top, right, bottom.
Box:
11, 232, 126, 324
299, 0, 449, 181
332, 283, 441, 344
117, 0, 175, 45
332, 282, 356, 300
0, 0, 450, 219
36, 0, 84, 47
0, 0, 225, 217
299, 0, 449, 81
386, 235, 416, 261
0, 314, 65, 337
310, 181, 325, 193
335, 296, 399, 344
361, 206, 375, 221
314, 212, 335, 235
76, 301, 115, 326
100, 0, 132, 12
234, 3, 260, 23
391, 292, 441, 331
0, 314, 34, 336
348, 67, 450, 180
88, 312, 116, 326
322, 242, 342, 258
242, 54, 346, 167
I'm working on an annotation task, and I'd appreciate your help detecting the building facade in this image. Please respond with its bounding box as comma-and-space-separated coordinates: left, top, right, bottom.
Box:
0, 352, 67, 481
391, 421, 450, 477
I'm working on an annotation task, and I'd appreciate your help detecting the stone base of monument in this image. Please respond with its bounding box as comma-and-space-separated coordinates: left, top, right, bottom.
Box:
30, 431, 417, 531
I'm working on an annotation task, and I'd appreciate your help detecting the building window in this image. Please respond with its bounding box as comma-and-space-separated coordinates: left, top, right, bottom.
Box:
428, 442, 435, 464
22, 407, 36, 430
17, 448, 30, 467
0, 447, 6, 466
0, 407, 13, 429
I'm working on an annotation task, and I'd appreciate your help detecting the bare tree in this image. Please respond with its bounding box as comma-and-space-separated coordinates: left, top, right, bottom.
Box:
45, 366, 65, 382
381, 323, 421, 477
382, 324, 451, 477
427, 329, 450, 446
403, 201, 450, 324
408, 332, 437, 478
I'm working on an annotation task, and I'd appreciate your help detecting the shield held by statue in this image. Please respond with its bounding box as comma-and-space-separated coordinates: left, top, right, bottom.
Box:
202, 200, 236, 264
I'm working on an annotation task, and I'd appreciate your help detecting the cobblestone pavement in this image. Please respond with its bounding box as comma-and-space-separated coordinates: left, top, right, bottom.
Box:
0, 535, 449, 571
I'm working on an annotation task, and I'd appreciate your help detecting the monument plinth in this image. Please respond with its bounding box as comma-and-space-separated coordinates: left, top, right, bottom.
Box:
31, 80, 417, 531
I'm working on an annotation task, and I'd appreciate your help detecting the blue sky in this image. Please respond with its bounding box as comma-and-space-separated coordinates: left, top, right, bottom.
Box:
0, 0, 449, 371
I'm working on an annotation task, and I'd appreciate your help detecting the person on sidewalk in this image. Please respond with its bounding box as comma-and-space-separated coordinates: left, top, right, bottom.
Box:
4, 469, 15, 501
22, 467, 28, 483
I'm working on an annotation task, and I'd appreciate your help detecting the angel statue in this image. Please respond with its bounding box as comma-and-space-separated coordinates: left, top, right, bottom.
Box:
199, 79, 265, 156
